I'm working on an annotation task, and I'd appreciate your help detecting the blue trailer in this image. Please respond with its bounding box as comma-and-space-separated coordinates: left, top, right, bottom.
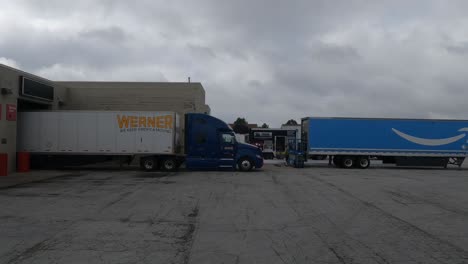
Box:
296, 117, 468, 168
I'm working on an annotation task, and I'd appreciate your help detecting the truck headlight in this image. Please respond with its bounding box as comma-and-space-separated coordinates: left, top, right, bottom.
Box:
256, 154, 262, 159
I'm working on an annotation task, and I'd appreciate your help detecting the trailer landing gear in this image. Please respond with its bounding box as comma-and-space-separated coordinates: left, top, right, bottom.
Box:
448, 157, 465, 168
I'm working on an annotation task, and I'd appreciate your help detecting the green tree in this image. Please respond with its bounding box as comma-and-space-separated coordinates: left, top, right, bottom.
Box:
284, 119, 298, 126
234, 117, 248, 126
233, 117, 249, 134
261, 123, 269, 128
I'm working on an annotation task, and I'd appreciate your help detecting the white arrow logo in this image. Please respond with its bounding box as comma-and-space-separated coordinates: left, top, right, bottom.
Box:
392, 128, 468, 146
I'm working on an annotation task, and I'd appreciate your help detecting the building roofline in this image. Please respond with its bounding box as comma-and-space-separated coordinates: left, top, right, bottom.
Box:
0, 63, 54, 84
1, 63, 206, 92
55, 81, 202, 85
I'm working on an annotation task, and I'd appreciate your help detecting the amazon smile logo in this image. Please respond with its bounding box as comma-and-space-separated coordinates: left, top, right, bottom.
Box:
392, 128, 468, 146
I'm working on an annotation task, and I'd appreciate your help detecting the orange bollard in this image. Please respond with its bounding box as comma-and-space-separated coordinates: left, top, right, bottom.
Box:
0, 153, 7, 176
17, 152, 30, 173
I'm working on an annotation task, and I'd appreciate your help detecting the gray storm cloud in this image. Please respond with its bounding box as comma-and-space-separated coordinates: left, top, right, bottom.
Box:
1, 0, 468, 126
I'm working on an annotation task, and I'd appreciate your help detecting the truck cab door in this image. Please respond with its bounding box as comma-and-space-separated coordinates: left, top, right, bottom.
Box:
218, 132, 236, 169
186, 132, 218, 169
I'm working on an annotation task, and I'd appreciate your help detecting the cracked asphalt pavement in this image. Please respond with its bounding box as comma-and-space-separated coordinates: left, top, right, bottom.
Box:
1, 162, 468, 264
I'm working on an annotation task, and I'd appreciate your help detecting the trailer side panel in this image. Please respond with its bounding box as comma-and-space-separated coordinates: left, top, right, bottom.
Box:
305, 118, 468, 157
18, 111, 179, 155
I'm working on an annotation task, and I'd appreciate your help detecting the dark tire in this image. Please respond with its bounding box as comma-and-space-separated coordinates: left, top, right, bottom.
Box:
294, 159, 305, 168
341, 156, 355, 169
356, 156, 370, 169
161, 157, 177, 171
238, 157, 253, 172
141, 157, 157, 171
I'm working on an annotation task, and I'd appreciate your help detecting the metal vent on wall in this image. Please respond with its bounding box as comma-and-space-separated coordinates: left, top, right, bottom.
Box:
1, 88, 12, 95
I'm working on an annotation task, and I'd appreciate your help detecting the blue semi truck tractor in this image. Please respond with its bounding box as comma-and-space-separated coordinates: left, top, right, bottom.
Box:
17, 111, 263, 172
183, 113, 263, 171
292, 117, 468, 168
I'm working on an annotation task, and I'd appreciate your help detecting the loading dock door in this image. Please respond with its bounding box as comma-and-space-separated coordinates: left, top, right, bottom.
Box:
275, 136, 286, 152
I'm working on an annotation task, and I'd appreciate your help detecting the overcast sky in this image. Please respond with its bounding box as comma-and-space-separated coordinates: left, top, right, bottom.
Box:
1, 1, 468, 127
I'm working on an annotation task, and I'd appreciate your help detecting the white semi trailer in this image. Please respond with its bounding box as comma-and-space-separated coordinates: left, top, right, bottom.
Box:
18, 111, 180, 155
17, 111, 263, 171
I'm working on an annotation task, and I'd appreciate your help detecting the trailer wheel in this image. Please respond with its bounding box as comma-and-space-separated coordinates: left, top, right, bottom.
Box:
141, 157, 157, 171
238, 157, 253, 172
161, 158, 178, 171
356, 156, 370, 169
341, 156, 355, 169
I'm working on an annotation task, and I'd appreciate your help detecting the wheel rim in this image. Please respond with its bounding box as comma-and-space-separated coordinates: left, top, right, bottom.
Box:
360, 159, 369, 167
344, 159, 353, 167
241, 160, 251, 169
144, 160, 154, 170
164, 160, 175, 170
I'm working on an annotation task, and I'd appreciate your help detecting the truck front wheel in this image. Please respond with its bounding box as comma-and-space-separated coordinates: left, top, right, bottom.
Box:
238, 158, 253, 172
161, 157, 177, 171
141, 157, 157, 171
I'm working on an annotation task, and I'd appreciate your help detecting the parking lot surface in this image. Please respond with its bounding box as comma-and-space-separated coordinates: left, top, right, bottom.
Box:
1, 162, 468, 264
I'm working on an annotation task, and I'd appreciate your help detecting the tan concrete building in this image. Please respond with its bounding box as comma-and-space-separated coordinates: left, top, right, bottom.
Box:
57, 81, 210, 114
0, 64, 210, 175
